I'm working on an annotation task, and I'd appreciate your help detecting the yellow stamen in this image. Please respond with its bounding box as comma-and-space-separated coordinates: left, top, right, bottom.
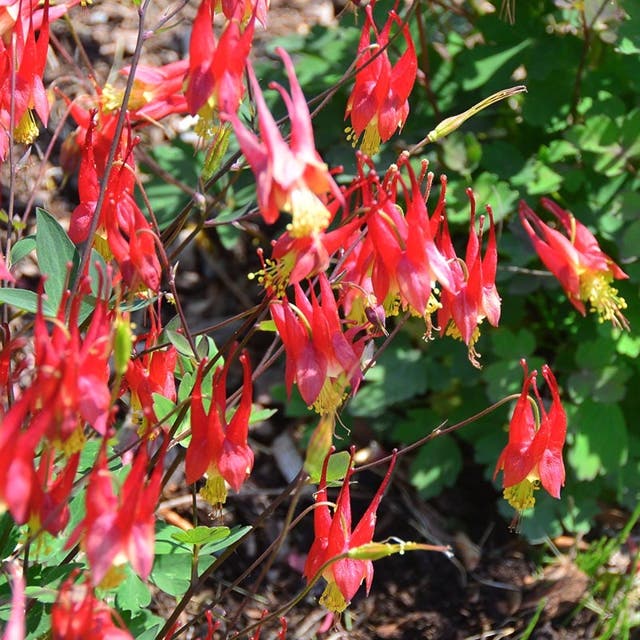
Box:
200, 473, 227, 506
579, 270, 629, 330
248, 254, 295, 298
503, 478, 539, 511
319, 579, 348, 613
360, 122, 382, 157
53, 426, 86, 457
13, 110, 39, 145
285, 188, 331, 238
98, 564, 127, 590
311, 378, 348, 416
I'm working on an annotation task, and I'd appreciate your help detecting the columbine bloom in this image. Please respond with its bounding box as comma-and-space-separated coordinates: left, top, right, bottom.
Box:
226, 47, 344, 237
52, 571, 133, 640
68, 440, 166, 587
185, 0, 255, 118
69, 119, 162, 292
185, 349, 254, 506
304, 449, 396, 613
270, 273, 366, 415
494, 360, 566, 512
0, 0, 50, 160
345, 6, 417, 156
33, 286, 113, 452
360, 155, 456, 328
438, 186, 500, 367
216, 0, 269, 28
520, 198, 629, 329
124, 309, 177, 433
102, 60, 189, 123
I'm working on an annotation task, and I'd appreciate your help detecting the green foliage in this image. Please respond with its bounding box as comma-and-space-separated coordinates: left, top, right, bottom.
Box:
279, 1, 639, 541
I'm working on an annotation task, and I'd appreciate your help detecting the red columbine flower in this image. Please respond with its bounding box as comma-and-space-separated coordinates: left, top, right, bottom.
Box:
345, 6, 417, 156
52, 571, 133, 640
68, 439, 166, 587
0, 0, 51, 160
33, 286, 113, 452
124, 309, 177, 433
103, 60, 189, 123
185, 349, 254, 506
270, 273, 367, 415
304, 449, 396, 613
185, 0, 255, 117
520, 198, 629, 329
216, 0, 269, 28
438, 186, 501, 367
27, 451, 80, 536
361, 156, 456, 326
0, 388, 43, 526
69, 119, 162, 292
494, 360, 566, 512
226, 47, 344, 237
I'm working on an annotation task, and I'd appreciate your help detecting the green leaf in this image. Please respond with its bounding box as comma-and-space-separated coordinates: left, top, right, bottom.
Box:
0, 514, 20, 559
0, 288, 54, 315
200, 524, 252, 555
568, 364, 632, 404
35, 208, 79, 310
152, 393, 178, 425
150, 554, 192, 597
9, 235, 36, 264
141, 142, 201, 230
171, 526, 231, 546
490, 328, 536, 360
165, 329, 196, 357
410, 435, 463, 499
568, 400, 628, 481
348, 338, 428, 418
134, 625, 164, 640
461, 38, 532, 91
115, 566, 152, 612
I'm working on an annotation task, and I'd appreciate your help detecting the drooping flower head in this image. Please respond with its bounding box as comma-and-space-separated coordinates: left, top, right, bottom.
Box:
102, 60, 189, 124
0, 0, 51, 159
124, 307, 177, 433
52, 571, 133, 640
69, 117, 162, 292
520, 198, 629, 329
269, 273, 367, 416
304, 448, 397, 613
67, 438, 167, 587
185, 348, 254, 506
226, 47, 344, 238
33, 284, 113, 452
185, 0, 255, 118
345, 5, 417, 156
438, 186, 501, 367
494, 360, 566, 512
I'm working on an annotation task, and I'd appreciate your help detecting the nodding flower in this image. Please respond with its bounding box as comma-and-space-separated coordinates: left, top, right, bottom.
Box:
304, 448, 397, 613
494, 360, 566, 513
520, 198, 629, 330
344, 6, 417, 156
225, 47, 344, 238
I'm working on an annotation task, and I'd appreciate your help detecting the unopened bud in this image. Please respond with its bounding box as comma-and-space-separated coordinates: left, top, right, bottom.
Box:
114, 313, 133, 375
427, 86, 527, 143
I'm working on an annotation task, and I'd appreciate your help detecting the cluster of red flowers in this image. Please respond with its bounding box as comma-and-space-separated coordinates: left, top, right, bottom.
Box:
0, 0, 632, 635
